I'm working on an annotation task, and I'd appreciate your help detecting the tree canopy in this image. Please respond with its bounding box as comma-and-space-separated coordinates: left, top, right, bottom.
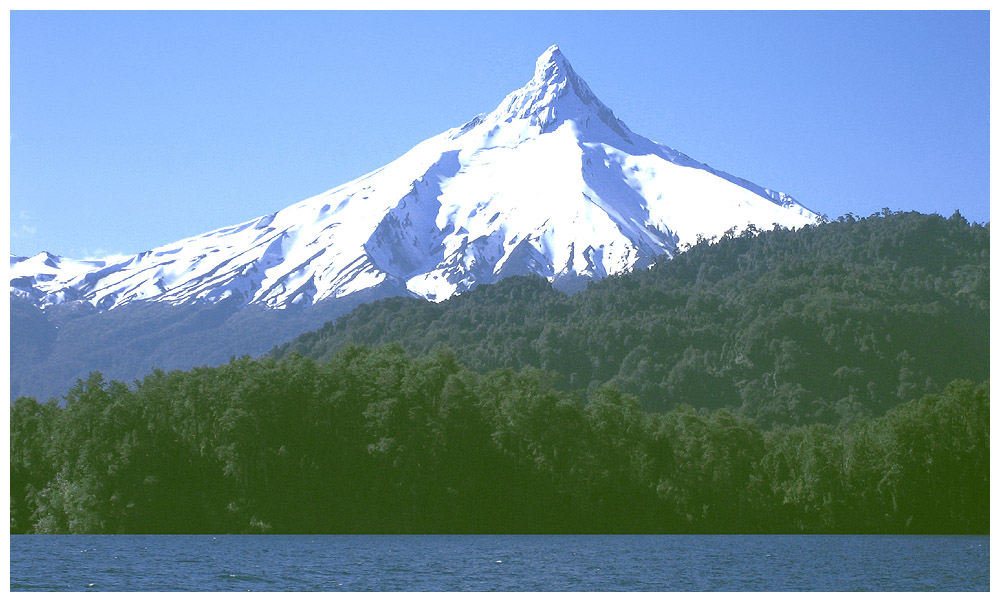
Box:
10, 348, 989, 534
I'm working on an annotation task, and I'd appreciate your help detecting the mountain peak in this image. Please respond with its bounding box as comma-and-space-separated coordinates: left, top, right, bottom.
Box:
537, 44, 564, 61
533, 44, 574, 84
469, 45, 635, 144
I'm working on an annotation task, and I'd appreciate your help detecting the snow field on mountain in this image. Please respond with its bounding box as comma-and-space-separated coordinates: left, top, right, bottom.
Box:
10, 45, 818, 311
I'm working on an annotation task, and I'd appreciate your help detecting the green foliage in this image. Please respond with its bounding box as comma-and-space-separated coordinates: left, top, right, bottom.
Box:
9, 345, 988, 534
275, 211, 989, 426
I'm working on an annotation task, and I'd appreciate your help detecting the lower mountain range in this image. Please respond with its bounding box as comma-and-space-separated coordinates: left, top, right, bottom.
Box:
11, 280, 407, 402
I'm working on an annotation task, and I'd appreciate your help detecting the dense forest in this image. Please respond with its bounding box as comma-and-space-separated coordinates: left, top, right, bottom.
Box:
9, 347, 989, 534
10, 211, 989, 534
276, 210, 989, 425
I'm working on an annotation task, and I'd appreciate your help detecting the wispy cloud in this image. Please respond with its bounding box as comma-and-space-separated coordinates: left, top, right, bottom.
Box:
11, 210, 37, 239
77, 248, 131, 261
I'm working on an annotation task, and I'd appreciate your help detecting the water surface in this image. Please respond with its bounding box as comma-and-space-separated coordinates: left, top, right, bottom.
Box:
10, 534, 989, 592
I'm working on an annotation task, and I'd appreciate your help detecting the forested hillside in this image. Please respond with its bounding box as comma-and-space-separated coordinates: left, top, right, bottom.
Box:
10, 346, 988, 534
276, 211, 989, 425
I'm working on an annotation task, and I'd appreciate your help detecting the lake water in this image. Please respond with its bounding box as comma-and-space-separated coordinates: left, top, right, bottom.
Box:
9, 534, 988, 592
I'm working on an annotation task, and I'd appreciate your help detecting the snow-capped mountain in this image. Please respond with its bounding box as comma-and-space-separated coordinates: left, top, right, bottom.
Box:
10, 45, 818, 311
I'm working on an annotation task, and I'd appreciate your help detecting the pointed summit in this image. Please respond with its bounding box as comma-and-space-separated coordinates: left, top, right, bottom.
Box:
532, 44, 575, 84
536, 44, 566, 65
460, 45, 634, 145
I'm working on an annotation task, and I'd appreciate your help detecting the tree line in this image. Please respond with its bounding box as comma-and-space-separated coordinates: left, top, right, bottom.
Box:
11, 345, 988, 534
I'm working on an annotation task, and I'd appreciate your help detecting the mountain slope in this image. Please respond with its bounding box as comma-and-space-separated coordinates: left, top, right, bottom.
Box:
11, 46, 817, 311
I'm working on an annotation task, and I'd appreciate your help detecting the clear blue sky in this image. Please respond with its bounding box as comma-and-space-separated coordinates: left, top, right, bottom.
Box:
10, 10, 990, 259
